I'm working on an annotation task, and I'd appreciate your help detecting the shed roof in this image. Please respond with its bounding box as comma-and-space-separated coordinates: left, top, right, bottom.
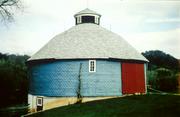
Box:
28, 23, 148, 62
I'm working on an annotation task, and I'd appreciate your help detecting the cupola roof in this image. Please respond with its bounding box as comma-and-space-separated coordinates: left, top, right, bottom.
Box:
74, 8, 101, 17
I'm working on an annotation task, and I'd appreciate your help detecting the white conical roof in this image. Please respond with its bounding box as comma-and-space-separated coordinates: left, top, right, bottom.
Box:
74, 8, 101, 17
28, 23, 148, 62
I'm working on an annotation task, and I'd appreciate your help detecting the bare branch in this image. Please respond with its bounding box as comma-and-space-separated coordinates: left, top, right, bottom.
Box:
0, 0, 22, 23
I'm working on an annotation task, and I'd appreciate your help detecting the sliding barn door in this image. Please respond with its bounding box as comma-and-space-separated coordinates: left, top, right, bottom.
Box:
122, 63, 145, 94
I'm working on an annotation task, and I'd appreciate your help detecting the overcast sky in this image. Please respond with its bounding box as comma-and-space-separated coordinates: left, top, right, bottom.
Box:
0, 0, 180, 58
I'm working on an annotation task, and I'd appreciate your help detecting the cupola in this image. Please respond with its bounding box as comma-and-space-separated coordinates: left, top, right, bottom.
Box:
74, 8, 101, 25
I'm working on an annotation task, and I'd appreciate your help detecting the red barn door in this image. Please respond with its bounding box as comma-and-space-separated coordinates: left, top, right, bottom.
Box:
122, 63, 145, 94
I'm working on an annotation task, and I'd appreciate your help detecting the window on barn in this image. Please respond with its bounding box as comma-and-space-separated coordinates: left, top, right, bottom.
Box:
82, 16, 95, 23
89, 60, 96, 72
36, 97, 43, 106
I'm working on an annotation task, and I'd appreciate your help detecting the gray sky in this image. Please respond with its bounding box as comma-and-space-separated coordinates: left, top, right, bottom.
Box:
0, 0, 180, 58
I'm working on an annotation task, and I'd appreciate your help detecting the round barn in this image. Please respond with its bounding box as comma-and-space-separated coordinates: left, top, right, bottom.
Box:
27, 8, 148, 112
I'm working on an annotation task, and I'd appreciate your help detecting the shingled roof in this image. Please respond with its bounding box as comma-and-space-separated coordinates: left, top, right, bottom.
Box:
28, 23, 148, 62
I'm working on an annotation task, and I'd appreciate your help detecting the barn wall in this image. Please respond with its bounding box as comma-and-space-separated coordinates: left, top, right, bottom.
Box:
28, 60, 122, 97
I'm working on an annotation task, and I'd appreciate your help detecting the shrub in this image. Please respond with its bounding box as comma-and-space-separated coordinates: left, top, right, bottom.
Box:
147, 68, 178, 92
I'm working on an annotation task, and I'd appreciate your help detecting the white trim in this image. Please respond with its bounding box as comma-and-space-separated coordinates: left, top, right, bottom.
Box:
89, 60, 96, 72
79, 16, 81, 23
95, 16, 98, 24
144, 63, 147, 93
77, 16, 81, 24
37, 97, 43, 106
76, 14, 100, 17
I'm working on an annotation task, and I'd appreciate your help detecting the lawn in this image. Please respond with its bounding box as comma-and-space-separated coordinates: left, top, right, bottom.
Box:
26, 94, 180, 117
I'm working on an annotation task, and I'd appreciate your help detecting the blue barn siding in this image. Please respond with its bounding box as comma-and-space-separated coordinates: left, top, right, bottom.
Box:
81, 60, 122, 96
29, 60, 122, 96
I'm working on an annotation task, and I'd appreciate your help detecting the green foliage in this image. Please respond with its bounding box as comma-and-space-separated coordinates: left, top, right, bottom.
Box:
0, 52, 30, 108
142, 50, 179, 71
147, 70, 157, 86
148, 68, 178, 92
142, 50, 179, 92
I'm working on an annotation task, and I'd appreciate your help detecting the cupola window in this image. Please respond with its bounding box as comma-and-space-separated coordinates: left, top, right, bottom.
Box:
82, 16, 95, 23
74, 8, 101, 25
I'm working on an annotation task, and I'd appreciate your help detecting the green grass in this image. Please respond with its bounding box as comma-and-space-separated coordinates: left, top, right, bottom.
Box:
27, 94, 180, 117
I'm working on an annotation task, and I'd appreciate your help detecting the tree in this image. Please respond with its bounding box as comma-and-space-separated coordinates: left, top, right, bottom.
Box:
142, 50, 179, 92
142, 50, 179, 71
0, 0, 22, 22
0, 52, 29, 108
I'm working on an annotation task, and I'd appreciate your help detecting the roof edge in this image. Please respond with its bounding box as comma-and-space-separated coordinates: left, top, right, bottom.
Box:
26, 57, 148, 65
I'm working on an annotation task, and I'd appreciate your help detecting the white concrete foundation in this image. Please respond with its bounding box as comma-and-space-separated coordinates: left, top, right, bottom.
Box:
28, 94, 118, 113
